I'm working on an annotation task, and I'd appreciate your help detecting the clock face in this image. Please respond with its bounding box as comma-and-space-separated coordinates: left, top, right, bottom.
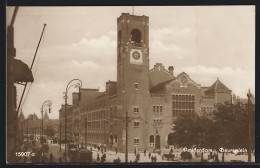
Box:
130, 49, 143, 64
132, 51, 141, 60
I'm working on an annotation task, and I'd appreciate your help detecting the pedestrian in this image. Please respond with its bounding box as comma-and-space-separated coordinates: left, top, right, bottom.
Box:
151, 156, 153, 162
187, 152, 192, 162
97, 153, 100, 161
101, 148, 104, 154
49, 153, 53, 163
101, 155, 105, 163
134, 148, 136, 156
104, 145, 106, 152
59, 157, 62, 163
170, 147, 173, 154
118, 157, 121, 163
144, 149, 146, 156
115, 147, 118, 154
148, 152, 151, 159
104, 153, 106, 160
23, 156, 27, 163
154, 156, 157, 162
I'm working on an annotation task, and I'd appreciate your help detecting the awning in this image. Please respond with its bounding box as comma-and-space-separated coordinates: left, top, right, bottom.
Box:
13, 59, 34, 83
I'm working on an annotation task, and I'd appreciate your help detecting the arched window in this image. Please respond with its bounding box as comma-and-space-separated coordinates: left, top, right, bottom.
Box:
149, 135, 154, 143
131, 29, 141, 44
118, 30, 122, 46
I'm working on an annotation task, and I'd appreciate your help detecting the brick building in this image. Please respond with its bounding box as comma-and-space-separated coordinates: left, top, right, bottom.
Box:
59, 13, 234, 152
18, 111, 59, 139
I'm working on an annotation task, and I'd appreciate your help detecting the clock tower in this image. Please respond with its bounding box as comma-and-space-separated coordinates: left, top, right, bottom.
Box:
117, 13, 150, 151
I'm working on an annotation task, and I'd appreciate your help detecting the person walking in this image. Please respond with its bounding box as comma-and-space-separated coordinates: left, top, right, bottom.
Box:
97, 153, 100, 161
59, 157, 62, 163
148, 152, 151, 159
115, 147, 118, 154
170, 147, 173, 154
144, 149, 146, 156
49, 153, 53, 163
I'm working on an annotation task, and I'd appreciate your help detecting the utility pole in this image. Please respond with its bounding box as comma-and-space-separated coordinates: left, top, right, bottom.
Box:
113, 111, 147, 163
27, 118, 28, 149
247, 89, 252, 162
85, 117, 87, 148
125, 112, 128, 163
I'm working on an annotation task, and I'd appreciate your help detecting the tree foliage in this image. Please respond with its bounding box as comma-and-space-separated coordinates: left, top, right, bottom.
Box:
172, 102, 254, 150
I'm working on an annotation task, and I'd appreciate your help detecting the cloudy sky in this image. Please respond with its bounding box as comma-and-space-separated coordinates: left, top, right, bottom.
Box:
7, 6, 255, 119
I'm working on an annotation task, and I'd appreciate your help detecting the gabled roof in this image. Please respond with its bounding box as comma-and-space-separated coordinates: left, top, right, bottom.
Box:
205, 78, 231, 94
150, 78, 175, 93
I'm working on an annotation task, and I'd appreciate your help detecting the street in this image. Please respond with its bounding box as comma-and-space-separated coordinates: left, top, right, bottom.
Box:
22, 138, 255, 163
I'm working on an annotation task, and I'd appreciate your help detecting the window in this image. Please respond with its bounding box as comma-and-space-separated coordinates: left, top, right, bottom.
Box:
157, 106, 159, 113
153, 106, 156, 113
134, 138, 140, 144
160, 106, 163, 113
134, 83, 139, 90
118, 30, 122, 46
149, 135, 154, 143
131, 29, 141, 43
134, 107, 139, 113
172, 94, 195, 117
134, 121, 140, 128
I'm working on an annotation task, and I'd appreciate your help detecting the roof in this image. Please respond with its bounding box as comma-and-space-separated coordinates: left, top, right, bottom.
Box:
150, 78, 175, 93
205, 78, 231, 94
149, 63, 174, 89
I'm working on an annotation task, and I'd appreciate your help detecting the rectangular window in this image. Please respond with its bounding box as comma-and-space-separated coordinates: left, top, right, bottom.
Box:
172, 94, 195, 117
157, 106, 159, 112
134, 83, 139, 90
160, 106, 163, 112
134, 138, 139, 144
134, 121, 139, 127
153, 106, 156, 113
134, 107, 139, 113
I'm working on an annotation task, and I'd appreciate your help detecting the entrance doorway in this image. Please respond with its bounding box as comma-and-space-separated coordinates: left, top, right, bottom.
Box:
168, 133, 175, 146
155, 135, 160, 149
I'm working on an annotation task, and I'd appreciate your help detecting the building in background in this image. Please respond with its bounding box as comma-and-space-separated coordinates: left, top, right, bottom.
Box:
59, 13, 239, 152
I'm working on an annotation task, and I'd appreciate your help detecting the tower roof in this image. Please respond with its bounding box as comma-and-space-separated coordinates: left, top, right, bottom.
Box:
205, 78, 231, 94
18, 110, 25, 120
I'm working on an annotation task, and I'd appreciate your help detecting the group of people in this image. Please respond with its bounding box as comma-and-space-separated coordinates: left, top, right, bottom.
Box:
93, 144, 106, 153
96, 153, 107, 163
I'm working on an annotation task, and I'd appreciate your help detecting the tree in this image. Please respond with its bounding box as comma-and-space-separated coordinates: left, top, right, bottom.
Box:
172, 101, 253, 162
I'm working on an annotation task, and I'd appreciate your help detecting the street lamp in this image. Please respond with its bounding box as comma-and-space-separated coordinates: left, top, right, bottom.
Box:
41, 100, 52, 145
64, 79, 82, 163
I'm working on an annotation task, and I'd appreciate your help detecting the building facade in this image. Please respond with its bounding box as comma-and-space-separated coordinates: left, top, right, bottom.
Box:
59, 13, 235, 152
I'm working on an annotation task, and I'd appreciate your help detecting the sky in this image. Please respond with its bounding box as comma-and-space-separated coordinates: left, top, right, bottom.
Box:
6, 6, 255, 119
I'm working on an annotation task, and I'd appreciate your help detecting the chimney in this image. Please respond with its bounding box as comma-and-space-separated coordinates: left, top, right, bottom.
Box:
168, 66, 174, 76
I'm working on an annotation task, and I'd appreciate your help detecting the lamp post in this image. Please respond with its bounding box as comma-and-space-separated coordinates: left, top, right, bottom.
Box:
64, 79, 82, 163
41, 100, 52, 145
59, 110, 61, 153
85, 116, 87, 148
247, 89, 252, 162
